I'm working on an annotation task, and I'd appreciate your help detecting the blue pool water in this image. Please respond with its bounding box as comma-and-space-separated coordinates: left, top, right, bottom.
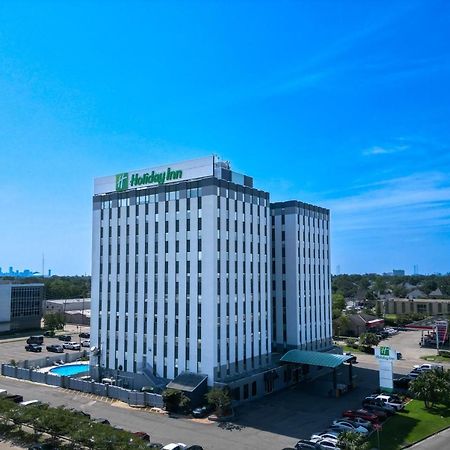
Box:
49, 363, 89, 376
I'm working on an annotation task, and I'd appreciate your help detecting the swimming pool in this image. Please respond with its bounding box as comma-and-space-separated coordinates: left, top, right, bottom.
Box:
49, 363, 89, 377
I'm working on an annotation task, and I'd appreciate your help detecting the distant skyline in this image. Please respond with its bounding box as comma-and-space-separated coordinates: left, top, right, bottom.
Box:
0, 2, 449, 275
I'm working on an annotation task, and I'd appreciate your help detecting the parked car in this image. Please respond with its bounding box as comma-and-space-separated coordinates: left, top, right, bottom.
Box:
362, 397, 396, 414
58, 335, 71, 342
79, 332, 90, 339
81, 340, 91, 348
341, 416, 372, 429
25, 344, 42, 352
192, 406, 212, 418
63, 342, 81, 350
94, 418, 110, 425
330, 419, 369, 435
46, 344, 64, 353
376, 394, 404, 411
132, 431, 150, 442
344, 353, 357, 364
26, 335, 44, 345
6, 394, 24, 403
413, 363, 444, 372
20, 400, 42, 407
295, 440, 322, 450
28, 444, 60, 450
43, 330, 55, 337
315, 439, 341, 450
185, 446, 204, 450
393, 377, 411, 389
162, 444, 187, 450
342, 409, 381, 423
310, 431, 340, 443
396, 352, 402, 360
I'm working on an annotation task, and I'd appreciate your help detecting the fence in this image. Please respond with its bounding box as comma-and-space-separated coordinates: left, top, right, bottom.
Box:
1, 363, 163, 408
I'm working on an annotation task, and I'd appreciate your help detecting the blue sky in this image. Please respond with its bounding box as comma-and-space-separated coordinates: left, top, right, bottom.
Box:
0, 1, 449, 275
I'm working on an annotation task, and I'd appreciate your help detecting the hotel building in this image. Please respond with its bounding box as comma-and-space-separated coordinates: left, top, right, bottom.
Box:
91, 156, 331, 390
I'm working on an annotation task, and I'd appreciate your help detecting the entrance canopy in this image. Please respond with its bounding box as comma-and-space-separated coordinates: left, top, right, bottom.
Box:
280, 350, 353, 368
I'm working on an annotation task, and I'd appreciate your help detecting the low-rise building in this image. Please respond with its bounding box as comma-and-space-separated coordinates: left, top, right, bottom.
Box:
0, 282, 45, 332
380, 297, 450, 316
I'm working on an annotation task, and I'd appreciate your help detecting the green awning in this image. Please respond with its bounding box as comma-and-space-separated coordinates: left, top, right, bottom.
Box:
280, 350, 352, 368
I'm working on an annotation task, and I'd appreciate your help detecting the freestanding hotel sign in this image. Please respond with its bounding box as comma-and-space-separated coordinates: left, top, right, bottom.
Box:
375, 346, 397, 392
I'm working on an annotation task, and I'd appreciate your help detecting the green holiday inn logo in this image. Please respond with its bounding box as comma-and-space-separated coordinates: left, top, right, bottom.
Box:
116, 173, 129, 192
380, 346, 390, 357
115, 167, 183, 191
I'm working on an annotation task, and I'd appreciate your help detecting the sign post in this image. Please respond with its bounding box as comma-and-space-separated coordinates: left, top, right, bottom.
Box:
374, 346, 397, 393
373, 422, 382, 449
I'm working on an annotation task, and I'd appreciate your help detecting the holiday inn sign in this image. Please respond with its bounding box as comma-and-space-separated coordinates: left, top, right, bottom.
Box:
115, 167, 183, 191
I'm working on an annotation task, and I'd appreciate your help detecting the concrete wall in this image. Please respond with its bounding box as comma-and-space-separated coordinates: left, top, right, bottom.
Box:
0, 363, 163, 408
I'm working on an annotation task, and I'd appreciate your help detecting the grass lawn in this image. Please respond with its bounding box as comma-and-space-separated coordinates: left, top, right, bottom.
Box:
368, 400, 450, 450
420, 354, 450, 363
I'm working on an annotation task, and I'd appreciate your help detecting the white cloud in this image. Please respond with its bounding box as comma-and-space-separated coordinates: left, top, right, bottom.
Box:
363, 144, 408, 156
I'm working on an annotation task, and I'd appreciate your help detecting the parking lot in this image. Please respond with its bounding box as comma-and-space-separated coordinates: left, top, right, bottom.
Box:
0, 327, 90, 364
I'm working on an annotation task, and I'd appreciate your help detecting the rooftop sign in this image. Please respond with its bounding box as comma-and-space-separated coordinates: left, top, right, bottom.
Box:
94, 156, 214, 195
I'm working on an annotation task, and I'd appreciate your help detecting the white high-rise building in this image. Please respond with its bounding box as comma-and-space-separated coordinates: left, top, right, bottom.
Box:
91, 156, 271, 385
90, 156, 332, 391
271, 201, 332, 352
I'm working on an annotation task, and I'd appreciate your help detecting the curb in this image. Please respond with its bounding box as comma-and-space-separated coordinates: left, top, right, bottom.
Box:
401, 424, 450, 449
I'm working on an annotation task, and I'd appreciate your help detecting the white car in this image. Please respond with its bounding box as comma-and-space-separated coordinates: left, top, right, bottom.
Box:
330, 420, 369, 435
63, 342, 81, 350
162, 444, 187, 450
81, 340, 91, 348
310, 432, 340, 443
413, 363, 443, 372
316, 439, 341, 450
337, 416, 372, 429
376, 394, 404, 411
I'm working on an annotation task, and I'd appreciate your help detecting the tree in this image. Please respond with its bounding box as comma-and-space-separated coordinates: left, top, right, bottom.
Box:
338, 431, 369, 450
333, 315, 350, 336
43, 312, 66, 331
359, 332, 380, 347
409, 369, 450, 408
205, 387, 232, 416
333, 292, 346, 311
162, 388, 190, 413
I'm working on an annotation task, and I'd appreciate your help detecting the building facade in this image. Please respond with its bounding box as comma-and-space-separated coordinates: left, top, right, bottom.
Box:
0, 282, 45, 332
91, 156, 331, 388
271, 201, 332, 352
380, 298, 450, 316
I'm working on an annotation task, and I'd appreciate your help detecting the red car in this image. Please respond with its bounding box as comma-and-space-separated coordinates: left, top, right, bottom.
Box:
343, 409, 383, 423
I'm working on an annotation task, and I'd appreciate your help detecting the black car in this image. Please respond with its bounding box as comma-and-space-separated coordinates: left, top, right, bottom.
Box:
57, 335, 71, 342
79, 332, 90, 339
6, 394, 24, 403
46, 344, 64, 353
344, 352, 357, 364
25, 344, 42, 352
192, 406, 212, 418
394, 377, 411, 389
185, 446, 204, 450
43, 330, 55, 337
295, 440, 322, 450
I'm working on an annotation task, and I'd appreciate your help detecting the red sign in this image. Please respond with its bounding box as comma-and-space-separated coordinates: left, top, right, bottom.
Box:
373, 423, 382, 431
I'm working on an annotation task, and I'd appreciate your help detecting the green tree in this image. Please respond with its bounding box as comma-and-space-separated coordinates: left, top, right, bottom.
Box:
43, 312, 66, 331
162, 388, 190, 413
205, 387, 232, 416
359, 332, 380, 347
409, 369, 450, 408
333, 315, 350, 336
338, 431, 369, 450
333, 292, 346, 311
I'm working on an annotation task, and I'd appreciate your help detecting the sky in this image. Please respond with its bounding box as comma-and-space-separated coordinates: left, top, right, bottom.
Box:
0, 1, 449, 276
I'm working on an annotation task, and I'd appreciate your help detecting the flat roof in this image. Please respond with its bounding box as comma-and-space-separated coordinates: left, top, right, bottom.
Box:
280, 350, 353, 368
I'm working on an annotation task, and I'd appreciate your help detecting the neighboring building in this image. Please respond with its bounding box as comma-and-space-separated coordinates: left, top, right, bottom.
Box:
0, 282, 45, 332
271, 201, 332, 352
346, 313, 384, 337
392, 269, 405, 276
45, 298, 91, 313
90, 156, 331, 391
381, 297, 450, 316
